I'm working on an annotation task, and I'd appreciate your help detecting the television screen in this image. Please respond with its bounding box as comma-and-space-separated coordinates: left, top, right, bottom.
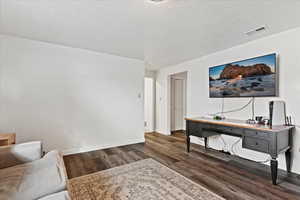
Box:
209, 53, 277, 98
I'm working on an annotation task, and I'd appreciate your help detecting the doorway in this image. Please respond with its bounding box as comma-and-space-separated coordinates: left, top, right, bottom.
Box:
144, 77, 155, 133
170, 72, 187, 134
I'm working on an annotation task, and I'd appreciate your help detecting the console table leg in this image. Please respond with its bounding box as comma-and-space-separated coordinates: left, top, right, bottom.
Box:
187, 135, 190, 153
204, 137, 208, 149
285, 149, 292, 173
271, 158, 278, 185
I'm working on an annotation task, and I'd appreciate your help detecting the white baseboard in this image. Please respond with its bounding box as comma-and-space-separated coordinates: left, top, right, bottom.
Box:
62, 138, 145, 156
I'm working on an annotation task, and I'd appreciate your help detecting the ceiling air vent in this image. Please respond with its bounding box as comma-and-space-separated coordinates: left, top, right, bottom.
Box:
149, 0, 165, 2
245, 26, 267, 36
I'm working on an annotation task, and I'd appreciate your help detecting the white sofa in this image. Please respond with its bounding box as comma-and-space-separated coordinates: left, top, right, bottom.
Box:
0, 142, 70, 200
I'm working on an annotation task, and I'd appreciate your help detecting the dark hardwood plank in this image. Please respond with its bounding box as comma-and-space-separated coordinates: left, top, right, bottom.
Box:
64, 132, 300, 200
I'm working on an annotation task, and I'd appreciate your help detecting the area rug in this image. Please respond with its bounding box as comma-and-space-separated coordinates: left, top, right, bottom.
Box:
68, 158, 224, 200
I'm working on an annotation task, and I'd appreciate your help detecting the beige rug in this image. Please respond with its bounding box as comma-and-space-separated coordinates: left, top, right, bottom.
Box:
68, 158, 224, 200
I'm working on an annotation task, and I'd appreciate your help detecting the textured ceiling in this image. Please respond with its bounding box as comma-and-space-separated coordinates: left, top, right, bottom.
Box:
0, 0, 145, 59
1, 0, 300, 70
144, 0, 300, 69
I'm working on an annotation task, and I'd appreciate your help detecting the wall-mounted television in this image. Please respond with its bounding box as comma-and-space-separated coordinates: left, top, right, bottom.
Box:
209, 53, 277, 98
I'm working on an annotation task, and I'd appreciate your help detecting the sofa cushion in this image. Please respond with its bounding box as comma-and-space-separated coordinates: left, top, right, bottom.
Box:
38, 191, 70, 200
0, 150, 67, 200
0, 141, 42, 169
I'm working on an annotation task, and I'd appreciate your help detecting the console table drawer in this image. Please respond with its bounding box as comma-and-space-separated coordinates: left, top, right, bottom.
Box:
208, 126, 242, 136
244, 129, 270, 139
187, 121, 202, 136
242, 137, 269, 153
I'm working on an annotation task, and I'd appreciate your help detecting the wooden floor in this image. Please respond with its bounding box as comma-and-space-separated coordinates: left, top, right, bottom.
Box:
64, 132, 300, 200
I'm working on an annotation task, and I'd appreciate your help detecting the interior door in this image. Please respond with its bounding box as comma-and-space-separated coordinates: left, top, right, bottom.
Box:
144, 78, 154, 132
172, 78, 184, 131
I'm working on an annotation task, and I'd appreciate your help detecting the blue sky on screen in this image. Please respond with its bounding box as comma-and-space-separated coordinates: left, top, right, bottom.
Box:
209, 54, 276, 79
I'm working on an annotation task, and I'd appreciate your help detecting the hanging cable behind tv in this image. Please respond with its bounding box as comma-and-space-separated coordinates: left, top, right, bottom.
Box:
209, 97, 255, 120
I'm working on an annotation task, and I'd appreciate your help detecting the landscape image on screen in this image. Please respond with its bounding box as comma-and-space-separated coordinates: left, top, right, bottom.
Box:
209, 54, 276, 97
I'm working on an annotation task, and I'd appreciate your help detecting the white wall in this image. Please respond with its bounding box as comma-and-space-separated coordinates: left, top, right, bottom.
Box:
156, 27, 300, 174
0, 35, 145, 154
145, 69, 156, 79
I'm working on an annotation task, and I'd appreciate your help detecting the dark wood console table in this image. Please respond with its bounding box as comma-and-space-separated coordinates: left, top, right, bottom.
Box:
185, 117, 294, 185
